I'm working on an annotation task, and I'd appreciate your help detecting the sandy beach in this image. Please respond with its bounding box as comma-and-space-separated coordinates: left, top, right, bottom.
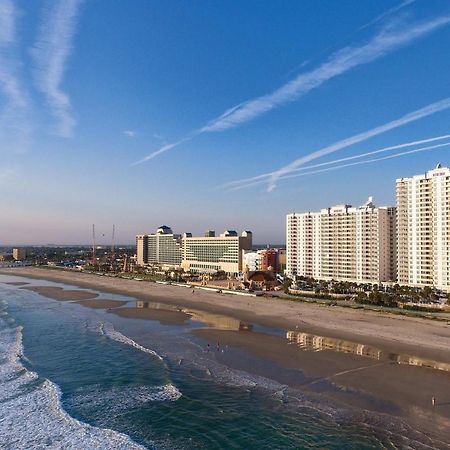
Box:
75, 299, 128, 309
1, 267, 450, 443
20, 285, 99, 301
5, 267, 450, 361
110, 306, 192, 325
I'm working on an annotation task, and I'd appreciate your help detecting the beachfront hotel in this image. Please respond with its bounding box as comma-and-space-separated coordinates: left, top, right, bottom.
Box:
397, 164, 450, 292
136, 228, 253, 275
286, 197, 397, 283
136, 226, 183, 268
181, 230, 253, 275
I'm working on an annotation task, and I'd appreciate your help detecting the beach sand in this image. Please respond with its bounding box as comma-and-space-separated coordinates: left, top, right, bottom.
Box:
5, 268, 449, 361
193, 329, 450, 422
2, 267, 450, 442
20, 285, 99, 301
110, 307, 192, 325
75, 299, 127, 309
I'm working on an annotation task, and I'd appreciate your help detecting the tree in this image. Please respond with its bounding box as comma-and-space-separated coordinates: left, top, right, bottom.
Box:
283, 277, 293, 293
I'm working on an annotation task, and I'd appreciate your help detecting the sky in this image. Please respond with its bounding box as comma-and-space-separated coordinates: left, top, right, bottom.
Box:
1, 0, 450, 245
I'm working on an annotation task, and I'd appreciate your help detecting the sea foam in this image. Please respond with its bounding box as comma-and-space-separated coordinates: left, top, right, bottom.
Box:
0, 317, 147, 450
98, 321, 164, 361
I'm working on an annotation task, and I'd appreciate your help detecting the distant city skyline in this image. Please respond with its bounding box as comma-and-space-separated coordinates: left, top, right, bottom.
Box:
2, 0, 450, 245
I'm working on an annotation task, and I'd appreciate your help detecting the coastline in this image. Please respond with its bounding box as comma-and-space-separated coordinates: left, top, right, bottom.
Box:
3, 267, 450, 361
1, 267, 450, 445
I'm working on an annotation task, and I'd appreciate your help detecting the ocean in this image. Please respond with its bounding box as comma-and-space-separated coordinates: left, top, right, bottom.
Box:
0, 274, 443, 449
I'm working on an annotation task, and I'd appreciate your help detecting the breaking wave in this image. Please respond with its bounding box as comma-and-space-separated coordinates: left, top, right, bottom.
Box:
0, 317, 147, 450
96, 321, 164, 361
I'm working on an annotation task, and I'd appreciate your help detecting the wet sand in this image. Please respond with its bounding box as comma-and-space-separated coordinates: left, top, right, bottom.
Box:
21, 285, 99, 301
110, 307, 192, 325
2, 267, 450, 444
3, 281, 29, 286
75, 299, 127, 309
5, 267, 450, 363
193, 328, 450, 441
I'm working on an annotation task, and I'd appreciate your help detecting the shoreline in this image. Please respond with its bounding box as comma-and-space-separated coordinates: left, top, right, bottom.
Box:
1, 267, 450, 445
2, 267, 450, 362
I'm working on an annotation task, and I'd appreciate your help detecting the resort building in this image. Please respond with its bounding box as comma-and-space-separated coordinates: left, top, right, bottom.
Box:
243, 249, 280, 273
396, 164, 450, 292
136, 226, 183, 268
181, 230, 253, 275
243, 251, 260, 272
12, 248, 28, 260
286, 197, 396, 283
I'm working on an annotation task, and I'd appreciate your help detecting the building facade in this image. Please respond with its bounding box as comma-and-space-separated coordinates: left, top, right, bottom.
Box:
181, 231, 252, 275
136, 226, 183, 267
286, 198, 396, 283
396, 165, 450, 292
12, 248, 28, 261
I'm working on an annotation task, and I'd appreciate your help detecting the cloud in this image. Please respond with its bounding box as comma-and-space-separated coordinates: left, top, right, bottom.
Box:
278, 141, 450, 182
31, 0, 82, 138
0, 167, 15, 180
134, 13, 450, 164
265, 97, 450, 191
0, 0, 32, 151
227, 140, 450, 192
124, 130, 137, 138
224, 133, 450, 190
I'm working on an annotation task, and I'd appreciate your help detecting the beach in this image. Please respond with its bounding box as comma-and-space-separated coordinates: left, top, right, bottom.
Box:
1, 267, 450, 445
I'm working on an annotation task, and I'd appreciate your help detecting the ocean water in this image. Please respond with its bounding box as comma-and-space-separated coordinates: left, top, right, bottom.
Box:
0, 275, 443, 449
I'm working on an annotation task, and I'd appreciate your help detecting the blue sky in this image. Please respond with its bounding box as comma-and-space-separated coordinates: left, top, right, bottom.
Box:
1, 0, 450, 245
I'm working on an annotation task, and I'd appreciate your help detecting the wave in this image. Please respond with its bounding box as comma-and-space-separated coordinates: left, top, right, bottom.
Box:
96, 321, 164, 361
67, 383, 182, 418
0, 318, 147, 450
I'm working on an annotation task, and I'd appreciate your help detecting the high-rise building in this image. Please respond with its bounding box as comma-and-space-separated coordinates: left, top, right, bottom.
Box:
181, 231, 252, 275
396, 164, 450, 291
136, 226, 183, 267
286, 198, 396, 283
12, 248, 28, 261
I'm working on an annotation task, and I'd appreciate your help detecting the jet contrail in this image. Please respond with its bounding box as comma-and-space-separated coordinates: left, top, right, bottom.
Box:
228, 141, 450, 191
223, 133, 450, 189
133, 14, 450, 165
267, 97, 450, 191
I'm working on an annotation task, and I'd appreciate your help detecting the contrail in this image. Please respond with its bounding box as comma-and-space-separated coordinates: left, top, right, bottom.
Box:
228, 141, 450, 191
223, 133, 450, 189
224, 98, 450, 191
280, 141, 450, 181
265, 97, 450, 191
31, 0, 83, 138
0, 0, 32, 150
133, 14, 450, 165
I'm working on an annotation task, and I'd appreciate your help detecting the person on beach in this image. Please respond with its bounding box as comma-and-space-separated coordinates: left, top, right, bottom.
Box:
432, 396, 436, 406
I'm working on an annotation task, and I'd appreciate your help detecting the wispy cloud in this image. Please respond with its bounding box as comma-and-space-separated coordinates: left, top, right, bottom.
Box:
0, 0, 32, 151
124, 130, 137, 138
134, 13, 450, 165
31, 0, 82, 138
265, 97, 450, 191
274, 141, 450, 183
224, 133, 450, 191
226, 98, 450, 192
0, 167, 15, 180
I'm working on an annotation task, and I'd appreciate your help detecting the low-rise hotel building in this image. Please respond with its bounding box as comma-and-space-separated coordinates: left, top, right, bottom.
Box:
286, 197, 396, 283
397, 164, 450, 292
